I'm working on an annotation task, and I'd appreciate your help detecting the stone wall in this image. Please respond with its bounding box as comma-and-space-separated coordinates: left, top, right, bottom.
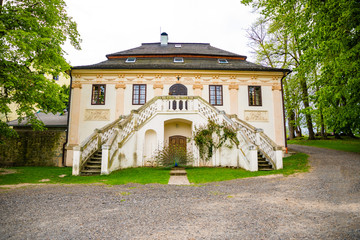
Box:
0, 128, 66, 167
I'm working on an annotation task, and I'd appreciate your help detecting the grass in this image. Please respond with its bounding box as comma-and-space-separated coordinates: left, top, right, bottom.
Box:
0, 167, 170, 186
186, 153, 309, 184
0, 153, 309, 186
288, 136, 360, 153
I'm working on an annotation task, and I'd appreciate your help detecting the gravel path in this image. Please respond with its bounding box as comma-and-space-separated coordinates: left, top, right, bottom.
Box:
1, 145, 359, 239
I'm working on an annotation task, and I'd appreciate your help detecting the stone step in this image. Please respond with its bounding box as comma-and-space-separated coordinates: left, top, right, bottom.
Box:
258, 168, 273, 171
170, 170, 187, 176
82, 169, 101, 173
84, 164, 101, 169
170, 167, 187, 176
258, 163, 271, 167
87, 160, 101, 164
91, 156, 102, 160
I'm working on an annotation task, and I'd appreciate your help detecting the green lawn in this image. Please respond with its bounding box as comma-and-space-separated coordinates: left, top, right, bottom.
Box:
288, 136, 360, 153
0, 167, 170, 186
0, 153, 309, 186
186, 153, 309, 183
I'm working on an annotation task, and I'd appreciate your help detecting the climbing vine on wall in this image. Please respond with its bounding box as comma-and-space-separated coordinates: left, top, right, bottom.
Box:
193, 120, 239, 161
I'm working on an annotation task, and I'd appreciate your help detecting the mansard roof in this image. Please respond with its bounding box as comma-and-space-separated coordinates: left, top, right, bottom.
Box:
73, 42, 289, 73
106, 43, 246, 59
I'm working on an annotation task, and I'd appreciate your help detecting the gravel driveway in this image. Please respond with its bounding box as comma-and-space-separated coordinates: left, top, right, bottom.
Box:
1, 145, 359, 239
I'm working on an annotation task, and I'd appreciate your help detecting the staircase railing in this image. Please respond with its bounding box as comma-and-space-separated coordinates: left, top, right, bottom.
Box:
229, 115, 281, 169
72, 117, 124, 175
73, 96, 283, 175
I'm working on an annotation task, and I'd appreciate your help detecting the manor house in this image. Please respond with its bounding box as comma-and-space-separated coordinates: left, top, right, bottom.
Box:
66, 33, 289, 175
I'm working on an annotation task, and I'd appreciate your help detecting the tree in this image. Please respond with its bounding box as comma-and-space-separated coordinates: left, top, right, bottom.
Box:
242, 0, 360, 138
0, 0, 81, 139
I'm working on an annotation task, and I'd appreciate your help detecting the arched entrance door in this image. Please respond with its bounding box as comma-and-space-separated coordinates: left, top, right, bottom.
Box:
169, 84, 187, 96
169, 135, 187, 150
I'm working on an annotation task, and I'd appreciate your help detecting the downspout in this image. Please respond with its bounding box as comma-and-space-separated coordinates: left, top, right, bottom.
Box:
280, 70, 291, 151
62, 69, 73, 167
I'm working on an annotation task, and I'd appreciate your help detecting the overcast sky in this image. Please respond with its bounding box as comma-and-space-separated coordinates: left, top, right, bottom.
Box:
63, 0, 259, 67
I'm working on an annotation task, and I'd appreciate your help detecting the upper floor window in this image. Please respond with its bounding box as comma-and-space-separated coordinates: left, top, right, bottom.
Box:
209, 85, 223, 106
126, 57, 136, 63
91, 84, 106, 105
174, 57, 184, 63
53, 75, 59, 80
218, 59, 228, 64
133, 84, 146, 105
248, 86, 262, 106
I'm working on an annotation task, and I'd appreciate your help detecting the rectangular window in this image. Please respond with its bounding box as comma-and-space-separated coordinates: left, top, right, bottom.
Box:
133, 84, 146, 105
91, 84, 106, 105
248, 86, 262, 106
209, 85, 223, 106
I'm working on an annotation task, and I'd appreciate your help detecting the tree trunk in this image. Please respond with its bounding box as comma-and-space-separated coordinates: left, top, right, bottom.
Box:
299, 77, 315, 139
288, 111, 295, 139
320, 110, 327, 139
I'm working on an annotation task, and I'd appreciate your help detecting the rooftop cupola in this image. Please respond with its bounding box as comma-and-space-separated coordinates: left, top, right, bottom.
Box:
160, 32, 168, 46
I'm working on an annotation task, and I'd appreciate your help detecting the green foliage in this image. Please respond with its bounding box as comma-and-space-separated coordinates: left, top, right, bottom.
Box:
153, 144, 194, 168
242, 0, 360, 137
0, 0, 81, 137
187, 153, 309, 183
0, 167, 170, 185
193, 120, 239, 161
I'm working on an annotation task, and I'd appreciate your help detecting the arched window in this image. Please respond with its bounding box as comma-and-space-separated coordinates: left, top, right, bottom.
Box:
169, 84, 187, 96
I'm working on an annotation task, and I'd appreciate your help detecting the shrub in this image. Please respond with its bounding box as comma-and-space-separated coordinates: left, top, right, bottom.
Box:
193, 120, 239, 161
153, 144, 193, 168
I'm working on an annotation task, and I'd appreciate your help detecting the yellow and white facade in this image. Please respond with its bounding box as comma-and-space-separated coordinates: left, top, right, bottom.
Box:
66, 34, 289, 175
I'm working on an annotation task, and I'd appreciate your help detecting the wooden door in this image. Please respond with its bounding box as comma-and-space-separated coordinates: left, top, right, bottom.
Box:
169, 135, 187, 149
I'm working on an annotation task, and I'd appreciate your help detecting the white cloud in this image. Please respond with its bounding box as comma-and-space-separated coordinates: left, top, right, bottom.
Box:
63, 0, 259, 66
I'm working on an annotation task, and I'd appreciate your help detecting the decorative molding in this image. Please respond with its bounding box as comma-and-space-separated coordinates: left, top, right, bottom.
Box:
72, 82, 82, 89
153, 82, 163, 89
115, 83, 126, 89
244, 110, 269, 122
193, 84, 203, 90
272, 85, 282, 91
96, 74, 103, 79
84, 109, 110, 121
229, 84, 239, 90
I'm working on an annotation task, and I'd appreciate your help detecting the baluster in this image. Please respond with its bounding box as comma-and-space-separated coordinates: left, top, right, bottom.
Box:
179, 100, 183, 110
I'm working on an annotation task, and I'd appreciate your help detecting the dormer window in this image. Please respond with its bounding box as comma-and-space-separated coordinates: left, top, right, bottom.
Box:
126, 57, 136, 63
174, 57, 184, 63
218, 59, 228, 64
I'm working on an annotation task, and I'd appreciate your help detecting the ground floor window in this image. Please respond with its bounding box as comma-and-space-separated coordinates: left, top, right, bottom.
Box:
133, 84, 146, 105
209, 85, 223, 106
248, 86, 262, 106
91, 84, 106, 105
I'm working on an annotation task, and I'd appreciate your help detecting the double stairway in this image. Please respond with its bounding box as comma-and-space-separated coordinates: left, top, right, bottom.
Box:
74, 96, 281, 176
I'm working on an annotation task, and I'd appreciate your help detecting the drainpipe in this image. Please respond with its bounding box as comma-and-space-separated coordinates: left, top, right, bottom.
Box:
62, 69, 73, 167
280, 70, 291, 151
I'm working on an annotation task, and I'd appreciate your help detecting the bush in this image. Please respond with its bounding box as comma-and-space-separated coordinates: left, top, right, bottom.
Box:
153, 144, 193, 168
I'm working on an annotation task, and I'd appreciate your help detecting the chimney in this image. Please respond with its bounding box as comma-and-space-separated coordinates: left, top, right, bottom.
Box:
160, 32, 168, 46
